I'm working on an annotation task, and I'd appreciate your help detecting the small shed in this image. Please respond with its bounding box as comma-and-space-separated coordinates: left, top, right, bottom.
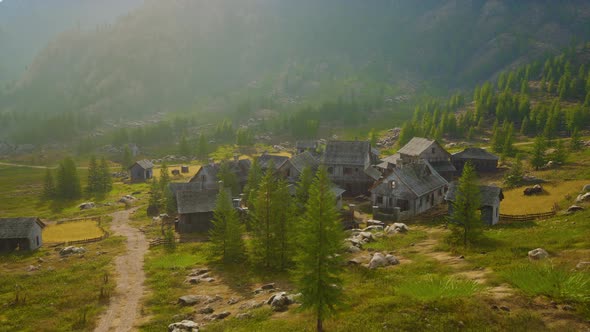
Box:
0, 217, 46, 252
129, 160, 154, 181
445, 184, 504, 225
451, 148, 499, 173
175, 189, 220, 233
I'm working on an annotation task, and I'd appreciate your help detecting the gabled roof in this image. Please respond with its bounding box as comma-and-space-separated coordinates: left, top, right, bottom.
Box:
296, 140, 318, 149
364, 166, 382, 181
370, 161, 448, 199
130, 159, 154, 170
323, 140, 371, 166
169, 182, 204, 195
445, 183, 504, 206
287, 151, 319, 173
176, 190, 219, 214
452, 148, 499, 161
189, 159, 251, 183
398, 137, 449, 157
257, 154, 289, 170
430, 160, 457, 173
0, 217, 46, 239
377, 153, 401, 169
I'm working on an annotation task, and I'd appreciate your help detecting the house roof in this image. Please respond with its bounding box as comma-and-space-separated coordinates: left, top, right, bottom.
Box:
287, 151, 319, 173
189, 159, 251, 183
377, 153, 401, 169
176, 190, 219, 214
0, 217, 46, 239
397, 137, 435, 156
364, 166, 382, 181
323, 140, 371, 166
169, 182, 204, 195
257, 154, 289, 170
430, 160, 457, 173
370, 161, 448, 199
296, 140, 318, 149
445, 183, 504, 206
131, 159, 154, 170
452, 148, 499, 161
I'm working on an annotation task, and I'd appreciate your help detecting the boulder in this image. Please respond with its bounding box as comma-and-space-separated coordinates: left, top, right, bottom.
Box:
368, 253, 388, 269
168, 320, 199, 332
347, 245, 361, 253
178, 295, 208, 306
206, 311, 231, 321
198, 306, 214, 314
268, 292, 292, 312
261, 283, 275, 290
366, 219, 385, 226
528, 248, 549, 260
204, 295, 222, 304
79, 202, 95, 210
567, 205, 584, 213
359, 232, 374, 242
576, 261, 590, 270
385, 254, 400, 266
385, 223, 408, 234
575, 193, 590, 203
347, 258, 362, 266
583, 184, 590, 192
59, 246, 86, 256
362, 225, 384, 232
227, 297, 241, 305
188, 268, 209, 277
239, 300, 265, 310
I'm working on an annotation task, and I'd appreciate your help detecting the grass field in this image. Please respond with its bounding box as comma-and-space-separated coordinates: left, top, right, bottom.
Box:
500, 179, 589, 214
43, 219, 105, 243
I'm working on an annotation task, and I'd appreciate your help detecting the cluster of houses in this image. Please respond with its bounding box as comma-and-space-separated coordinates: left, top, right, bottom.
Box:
161, 137, 503, 234
0, 137, 502, 252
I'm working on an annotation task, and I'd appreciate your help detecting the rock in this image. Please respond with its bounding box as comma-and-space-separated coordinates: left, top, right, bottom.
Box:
366, 219, 385, 226
345, 237, 363, 247
204, 295, 222, 304
582, 184, 590, 192
373, 232, 385, 239
26, 265, 40, 272
385, 254, 400, 266
385, 223, 408, 234
561, 305, 575, 311
201, 277, 215, 283
198, 306, 214, 314
347, 245, 361, 253
576, 261, 590, 270
236, 313, 253, 320
347, 258, 362, 266
178, 295, 208, 306
59, 246, 86, 256
500, 306, 510, 312
567, 205, 584, 213
576, 192, 590, 203
239, 301, 265, 310
362, 225, 384, 232
359, 232, 374, 242
188, 268, 209, 277
227, 297, 241, 305
168, 320, 199, 332
528, 248, 549, 260
207, 311, 231, 321
368, 253, 388, 269
79, 202, 96, 210
261, 283, 275, 290
269, 292, 292, 312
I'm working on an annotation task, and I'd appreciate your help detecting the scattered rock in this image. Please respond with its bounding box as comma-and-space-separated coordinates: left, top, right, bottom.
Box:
186, 278, 200, 285
261, 283, 275, 290
268, 292, 292, 312
178, 295, 208, 306
385, 254, 400, 266
79, 202, 96, 210
347, 245, 361, 253
362, 225, 384, 232
227, 297, 241, 305
347, 258, 362, 266
239, 300, 265, 310
562, 305, 575, 311
168, 320, 199, 332
26, 265, 40, 272
528, 248, 549, 260
576, 262, 590, 270
567, 205, 584, 213
500, 306, 510, 312
201, 277, 215, 283
198, 306, 214, 314
366, 219, 385, 226
385, 223, 409, 234
582, 184, 590, 192
204, 295, 222, 304
575, 192, 590, 203
206, 311, 231, 321
358, 232, 374, 242
368, 253, 388, 269
236, 313, 253, 320
59, 246, 86, 256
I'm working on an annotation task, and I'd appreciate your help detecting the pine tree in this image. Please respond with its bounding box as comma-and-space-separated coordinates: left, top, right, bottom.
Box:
197, 133, 208, 159
296, 166, 314, 210
504, 154, 524, 188
56, 157, 82, 200
520, 116, 529, 136
273, 180, 295, 270
121, 146, 133, 172
250, 168, 278, 268
293, 167, 344, 332
490, 120, 503, 153
218, 161, 239, 197
86, 155, 100, 194
502, 123, 514, 157
449, 163, 482, 246
98, 157, 113, 193
148, 178, 162, 213
570, 128, 582, 151
242, 159, 262, 206
552, 139, 568, 164
531, 135, 546, 170
209, 188, 246, 263
164, 186, 177, 216
159, 163, 171, 192
42, 169, 56, 199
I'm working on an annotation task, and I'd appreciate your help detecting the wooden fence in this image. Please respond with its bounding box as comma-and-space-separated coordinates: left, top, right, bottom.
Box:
149, 238, 174, 248
499, 211, 556, 222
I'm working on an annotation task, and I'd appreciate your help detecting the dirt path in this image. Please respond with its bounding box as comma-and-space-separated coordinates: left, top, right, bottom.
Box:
0, 161, 89, 169
95, 208, 147, 332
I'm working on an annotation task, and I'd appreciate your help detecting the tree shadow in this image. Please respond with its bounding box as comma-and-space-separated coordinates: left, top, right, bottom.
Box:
493, 221, 538, 230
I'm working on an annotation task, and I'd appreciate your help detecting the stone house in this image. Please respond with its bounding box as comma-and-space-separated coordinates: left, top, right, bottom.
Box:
129, 160, 154, 181
322, 140, 379, 196
277, 151, 320, 183
451, 148, 499, 173
295, 140, 318, 155
0, 217, 46, 252
445, 184, 504, 225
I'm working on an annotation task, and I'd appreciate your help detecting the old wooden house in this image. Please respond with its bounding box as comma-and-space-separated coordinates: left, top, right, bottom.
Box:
189, 157, 251, 191
257, 153, 289, 172
370, 160, 448, 221
129, 160, 154, 181
451, 148, 499, 173
445, 184, 504, 225
175, 189, 220, 233
278, 151, 320, 183
0, 217, 46, 252
295, 140, 318, 155
379, 137, 456, 181
322, 140, 379, 196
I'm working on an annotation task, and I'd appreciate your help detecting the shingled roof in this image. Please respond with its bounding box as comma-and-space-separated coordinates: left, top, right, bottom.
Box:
176, 190, 219, 214
323, 140, 371, 166
257, 154, 289, 170
288, 151, 319, 173
295, 140, 318, 150
0, 217, 46, 239
452, 148, 499, 161
445, 183, 504, 206
131, 159, 154, 170
371, 161, 448, 199
189, 159, 252, 183
169, 182, 204, 195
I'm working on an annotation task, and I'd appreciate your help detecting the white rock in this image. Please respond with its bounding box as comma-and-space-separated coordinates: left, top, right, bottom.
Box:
528, 248, 549, 260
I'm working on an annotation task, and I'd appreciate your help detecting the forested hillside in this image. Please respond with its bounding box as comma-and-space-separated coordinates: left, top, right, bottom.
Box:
1, 0, 590, 144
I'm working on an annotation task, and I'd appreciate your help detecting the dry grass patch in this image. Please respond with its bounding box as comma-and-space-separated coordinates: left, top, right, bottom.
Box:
500, 180, 588, 214
43, 220, 104, 243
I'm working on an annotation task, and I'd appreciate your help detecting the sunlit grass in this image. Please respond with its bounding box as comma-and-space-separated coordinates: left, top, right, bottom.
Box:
43, 220, 104, 243
500, 179, 588, 214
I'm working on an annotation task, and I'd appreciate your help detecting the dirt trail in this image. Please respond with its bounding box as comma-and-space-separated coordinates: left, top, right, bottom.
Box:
95, 208, 147, 332
0, 161, 89, 169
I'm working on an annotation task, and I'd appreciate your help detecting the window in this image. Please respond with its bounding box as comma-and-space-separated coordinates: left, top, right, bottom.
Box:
344, 167, 353, 175
376, 196, 383, 204
397, 199, 409, 212
36, 236, 39, 246
431, 148, 435, 154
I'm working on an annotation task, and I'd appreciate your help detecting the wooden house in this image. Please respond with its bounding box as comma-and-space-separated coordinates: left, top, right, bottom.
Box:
175, 189, 220, 233
370, 160, 448, 221
189, 157, 251, 191
278, 151, 320, 183
0, 217, 46, 252
129, 160, 154, 181
451, 148, 499, 173
322, 140, 379, 196
295, 140, 318, 154
379, 137, 456, 181
257, 153, 289, 172
445, 184, 504, 225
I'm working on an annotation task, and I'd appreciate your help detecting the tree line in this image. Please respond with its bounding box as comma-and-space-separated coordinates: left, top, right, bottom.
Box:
42, 156, 113, 201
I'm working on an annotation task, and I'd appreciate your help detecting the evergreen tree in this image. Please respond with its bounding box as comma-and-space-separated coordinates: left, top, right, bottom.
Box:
56, 157, 82, 200
98, 157, 113, 193
490, 120, 503, 153
293, 167, 344, 332
86, 155, 100, 194
210, 188, 246, 263
217, 161, 239, 197
121, 146, 133, 172
159, 163, 171, 192
148, 178, 162, 211
502, 123, 514, 157
164, 186, 177, 216
197, 133, 208, 159
531, 136, 547, 170
520, 116, 529, 136
504, 154, 524, 188
250, 168, 278, 268
242, 159, 262, 206
552, 139, 568, 164
295, 166, 314, 209
274, 180, 295, 270
42, 169, 56, 199
570, 128, 582, 151
449, 163, 482, 246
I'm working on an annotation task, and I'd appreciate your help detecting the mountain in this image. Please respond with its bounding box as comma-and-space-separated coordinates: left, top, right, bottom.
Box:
0, 0, 144, 84
2, 0, 590, 125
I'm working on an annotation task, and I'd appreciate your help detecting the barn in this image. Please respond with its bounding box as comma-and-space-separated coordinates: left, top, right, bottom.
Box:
0, 217, 46, 252
451, 148, 499, 173
175, 189, 219, 233
128, 160, 154, 181
445, 184, 504, 225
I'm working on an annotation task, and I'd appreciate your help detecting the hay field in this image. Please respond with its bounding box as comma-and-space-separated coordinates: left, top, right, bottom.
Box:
500, 180, 588, 214
43, 219, 104, 243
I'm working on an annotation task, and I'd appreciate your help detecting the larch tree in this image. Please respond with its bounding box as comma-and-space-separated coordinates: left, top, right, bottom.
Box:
86, 155, 100, 194
242, 158, 262, 206
98, 157, 113, 193
217, 161, 239, 197
159, 163, 171, 192
293, 167, 345, 332
42, 169, 56, 199
56, 157, 82, 200
295, 166, 314, 210
209, 188, 246, 263
250, 168, 278, 268
273, 179, 295, 270
570, 128, 582, 151
449, 162, 482, 246
531, 135, 547, 170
